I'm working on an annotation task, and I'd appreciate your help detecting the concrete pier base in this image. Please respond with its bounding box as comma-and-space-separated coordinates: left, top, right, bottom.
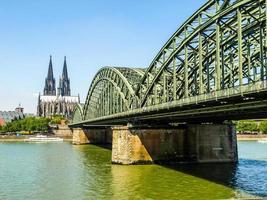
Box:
112, 126, 185, 164
72, 127, 112, 145
187, 124, 238, 163
72, 128, 89, 145
111, 124, 238, 165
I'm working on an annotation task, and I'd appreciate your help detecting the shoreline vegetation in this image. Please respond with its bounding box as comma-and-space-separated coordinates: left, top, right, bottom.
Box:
1, 117, 267, 142
0, 115, 71, 142
0, 115, 68, 134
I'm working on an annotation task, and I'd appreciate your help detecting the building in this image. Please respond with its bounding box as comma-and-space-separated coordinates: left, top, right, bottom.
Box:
0, 105, 25, 125
37, 56, 80, 118
0, 118, 5, 126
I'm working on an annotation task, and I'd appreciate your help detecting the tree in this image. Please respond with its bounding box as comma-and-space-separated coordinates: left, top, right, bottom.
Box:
259, 121, 267, 134
50, 115, 68, 125
0, 117, 51, 134
236, 120, 259, 134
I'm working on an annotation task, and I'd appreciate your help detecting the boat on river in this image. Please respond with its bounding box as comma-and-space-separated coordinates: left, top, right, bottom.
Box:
24, 135, 63, 143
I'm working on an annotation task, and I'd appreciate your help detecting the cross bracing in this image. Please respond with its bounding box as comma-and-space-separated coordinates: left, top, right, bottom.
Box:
71, 0, 267, 126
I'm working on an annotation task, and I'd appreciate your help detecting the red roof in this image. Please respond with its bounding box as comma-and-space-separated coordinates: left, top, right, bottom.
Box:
0, 118, 5, 126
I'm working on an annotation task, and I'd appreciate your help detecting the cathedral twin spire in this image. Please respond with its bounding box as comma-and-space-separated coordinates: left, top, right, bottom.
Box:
58, 56, 71, 96
43, 56, 71, 96
43, 56, 56, 96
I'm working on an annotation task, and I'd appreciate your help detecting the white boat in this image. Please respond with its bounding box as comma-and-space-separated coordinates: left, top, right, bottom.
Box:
24, 135, 63, 142
258, 138, 267, 143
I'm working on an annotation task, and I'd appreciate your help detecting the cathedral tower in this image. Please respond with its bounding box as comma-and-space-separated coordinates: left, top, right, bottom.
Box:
58, 56, 71, 96
37, 56, 79, 118
43, 56, 56, 96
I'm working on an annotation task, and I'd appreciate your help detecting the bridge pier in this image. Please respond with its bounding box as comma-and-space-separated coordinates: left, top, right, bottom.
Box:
72, 124, 237, 164
111, 126, 185, 164
187, 124, 238, 163
111, 124, 237, 165
72, 127, 112, 145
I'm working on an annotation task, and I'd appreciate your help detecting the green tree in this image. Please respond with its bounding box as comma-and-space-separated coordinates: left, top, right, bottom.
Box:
259, 121, 267, 134
0, 117, 51, 134
50, 115, 68, 125
236, 120, 259, 134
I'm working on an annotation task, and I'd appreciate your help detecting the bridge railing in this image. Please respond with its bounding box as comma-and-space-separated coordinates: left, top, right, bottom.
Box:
131, 80, 267, 115
152, 80, 267, 111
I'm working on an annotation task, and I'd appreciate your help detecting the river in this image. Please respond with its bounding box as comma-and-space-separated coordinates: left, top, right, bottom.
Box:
0, 141, 266, 200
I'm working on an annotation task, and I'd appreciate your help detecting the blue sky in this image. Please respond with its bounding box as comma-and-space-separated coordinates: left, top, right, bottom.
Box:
0, 0, 206, 113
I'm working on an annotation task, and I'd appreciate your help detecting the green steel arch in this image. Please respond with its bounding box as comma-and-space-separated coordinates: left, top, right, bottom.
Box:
83, 67, 144, 120
136, 0, 267, 107
72, 104, 84, 124
71, 0, 267, 126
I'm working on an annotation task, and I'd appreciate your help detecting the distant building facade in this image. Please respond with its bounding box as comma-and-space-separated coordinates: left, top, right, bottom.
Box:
0, 105, 25, 125
0, 118, 5, 126
37, 56, 79, 118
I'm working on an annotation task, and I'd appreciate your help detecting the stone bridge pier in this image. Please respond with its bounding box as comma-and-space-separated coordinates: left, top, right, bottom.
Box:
72, 127, 112, 145
72, 124, 238, 165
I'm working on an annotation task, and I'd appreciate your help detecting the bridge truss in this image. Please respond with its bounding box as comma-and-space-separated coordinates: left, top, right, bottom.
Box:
72, 0, 267, 126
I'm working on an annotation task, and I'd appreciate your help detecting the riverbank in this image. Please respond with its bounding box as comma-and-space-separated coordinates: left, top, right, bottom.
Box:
1, 134, 266, 142
237, 134, 267, 141
0, 135, 72, 142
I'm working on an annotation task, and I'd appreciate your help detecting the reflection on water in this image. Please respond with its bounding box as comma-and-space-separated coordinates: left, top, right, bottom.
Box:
0, 141, 266, 200
111, 164, 236, 200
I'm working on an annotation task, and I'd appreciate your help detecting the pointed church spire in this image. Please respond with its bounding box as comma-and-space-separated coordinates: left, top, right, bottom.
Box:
58, 56, 71, 96
43, 55, 56, 96
62, 56, 68, 78
47, 55, 54, 79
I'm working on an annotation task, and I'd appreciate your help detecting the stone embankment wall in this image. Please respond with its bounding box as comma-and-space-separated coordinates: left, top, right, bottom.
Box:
51, 125, 72, 137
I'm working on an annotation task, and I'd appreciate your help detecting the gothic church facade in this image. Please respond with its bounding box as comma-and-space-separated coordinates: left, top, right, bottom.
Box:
37, 56, 80, 118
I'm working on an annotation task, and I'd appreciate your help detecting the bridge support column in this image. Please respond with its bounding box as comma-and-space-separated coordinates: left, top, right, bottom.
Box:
72, 127, 112, 145
111, 126, 186, 164
111, 124, 237, 165
187, 124, 238, 163
72, 128, 89, 145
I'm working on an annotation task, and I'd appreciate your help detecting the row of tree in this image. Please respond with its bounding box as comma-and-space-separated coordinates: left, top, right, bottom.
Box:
235, 120, 267, 134
0, 115, 68, 134
0, 117, 50, 133
1, 117, 267, 134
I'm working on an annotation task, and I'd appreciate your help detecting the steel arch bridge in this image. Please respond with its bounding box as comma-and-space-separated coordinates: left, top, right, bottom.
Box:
71, 0, 267, 126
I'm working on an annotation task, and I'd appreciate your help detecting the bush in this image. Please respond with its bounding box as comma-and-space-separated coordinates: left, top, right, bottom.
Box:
236, 120, 259, 134
50, 115, 68, 125
259, 121, 267, 134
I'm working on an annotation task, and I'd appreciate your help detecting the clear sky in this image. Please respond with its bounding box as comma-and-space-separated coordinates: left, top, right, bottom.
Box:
0, 0, 207, 113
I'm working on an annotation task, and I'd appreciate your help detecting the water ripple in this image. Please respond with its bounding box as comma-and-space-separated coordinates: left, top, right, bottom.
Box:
0, 141, 266, 199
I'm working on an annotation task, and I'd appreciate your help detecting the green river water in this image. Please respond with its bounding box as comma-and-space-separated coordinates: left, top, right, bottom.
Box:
0, 141, 266, 200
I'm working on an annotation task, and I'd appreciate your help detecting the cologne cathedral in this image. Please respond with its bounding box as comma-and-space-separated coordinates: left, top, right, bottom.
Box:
37, 56, 80, 118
